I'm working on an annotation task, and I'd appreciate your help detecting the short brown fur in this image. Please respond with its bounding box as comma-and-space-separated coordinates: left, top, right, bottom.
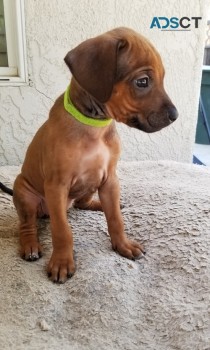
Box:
13, 27, 178, 283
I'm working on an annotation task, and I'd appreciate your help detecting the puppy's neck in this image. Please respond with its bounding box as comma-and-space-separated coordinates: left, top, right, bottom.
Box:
69, 79, 109, 120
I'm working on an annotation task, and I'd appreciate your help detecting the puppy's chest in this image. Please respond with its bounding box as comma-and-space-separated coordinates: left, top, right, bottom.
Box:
69, 146, 110, 198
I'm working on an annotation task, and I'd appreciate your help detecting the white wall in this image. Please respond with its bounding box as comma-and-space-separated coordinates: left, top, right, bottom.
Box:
0, 0, 208, 165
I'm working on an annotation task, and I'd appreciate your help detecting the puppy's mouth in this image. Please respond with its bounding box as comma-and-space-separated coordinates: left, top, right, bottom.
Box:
127, 115, 164, 133
127, 107, 178, 133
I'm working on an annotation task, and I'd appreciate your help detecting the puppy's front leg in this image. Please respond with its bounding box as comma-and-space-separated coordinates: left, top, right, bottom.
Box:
99, 173, 145, 259
44, 182, 75, 283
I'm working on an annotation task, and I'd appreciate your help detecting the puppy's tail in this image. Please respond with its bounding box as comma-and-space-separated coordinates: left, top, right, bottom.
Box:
0, 182, 13, 196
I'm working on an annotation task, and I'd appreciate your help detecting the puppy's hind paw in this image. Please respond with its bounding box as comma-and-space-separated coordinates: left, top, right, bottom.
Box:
112, 238, 145, 260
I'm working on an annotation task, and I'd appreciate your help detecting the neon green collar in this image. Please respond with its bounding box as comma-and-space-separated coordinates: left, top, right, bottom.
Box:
64, 85, 112, 128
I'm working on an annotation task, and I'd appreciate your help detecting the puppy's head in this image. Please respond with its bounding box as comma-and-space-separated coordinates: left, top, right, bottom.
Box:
64, 27, 178, 133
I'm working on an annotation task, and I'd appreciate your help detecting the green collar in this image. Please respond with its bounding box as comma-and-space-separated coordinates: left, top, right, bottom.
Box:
64, 85, 112, 128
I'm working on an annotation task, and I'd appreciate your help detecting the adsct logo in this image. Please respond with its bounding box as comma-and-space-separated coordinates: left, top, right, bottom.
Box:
150, 17, 202, 31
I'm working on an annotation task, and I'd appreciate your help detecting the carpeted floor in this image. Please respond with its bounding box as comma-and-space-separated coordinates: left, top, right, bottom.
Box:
0, 161, 210, 350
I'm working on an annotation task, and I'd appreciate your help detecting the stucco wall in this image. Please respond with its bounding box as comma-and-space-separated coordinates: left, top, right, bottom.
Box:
0, 0, 208, 165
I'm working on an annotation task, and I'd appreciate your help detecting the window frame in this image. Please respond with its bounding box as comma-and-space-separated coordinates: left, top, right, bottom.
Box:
0, 0, 27, 85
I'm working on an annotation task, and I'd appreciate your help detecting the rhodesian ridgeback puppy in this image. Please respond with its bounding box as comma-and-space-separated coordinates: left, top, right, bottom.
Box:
13, 27, 178, 283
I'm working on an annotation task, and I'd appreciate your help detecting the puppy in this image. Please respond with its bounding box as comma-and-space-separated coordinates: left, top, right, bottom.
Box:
13, 27, 178, 283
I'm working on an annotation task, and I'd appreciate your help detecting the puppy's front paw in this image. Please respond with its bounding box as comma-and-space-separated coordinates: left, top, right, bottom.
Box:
20, 240, 43, 261
47, 250, 75, 284
112, 238, 145, 260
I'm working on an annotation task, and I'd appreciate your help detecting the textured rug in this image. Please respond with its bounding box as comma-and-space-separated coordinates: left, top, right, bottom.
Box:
0, 161, 210, 350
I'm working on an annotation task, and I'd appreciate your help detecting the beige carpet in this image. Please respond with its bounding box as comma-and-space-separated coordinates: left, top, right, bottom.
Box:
0, 161, 210, 350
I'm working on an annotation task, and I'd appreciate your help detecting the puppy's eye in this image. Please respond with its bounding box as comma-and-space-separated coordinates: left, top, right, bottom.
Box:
135, 77, 149, 88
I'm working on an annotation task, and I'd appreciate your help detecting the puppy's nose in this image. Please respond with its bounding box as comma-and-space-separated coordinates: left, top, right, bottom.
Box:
168, 106, 178, 122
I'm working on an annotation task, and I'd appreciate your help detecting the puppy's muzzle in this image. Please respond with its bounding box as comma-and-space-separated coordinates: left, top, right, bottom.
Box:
129, 104, 178, 133
148, 104, 178, 127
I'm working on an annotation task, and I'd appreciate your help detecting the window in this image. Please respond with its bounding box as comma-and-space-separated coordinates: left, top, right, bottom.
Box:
0, 0, 27, 85
203, 20, 210, 65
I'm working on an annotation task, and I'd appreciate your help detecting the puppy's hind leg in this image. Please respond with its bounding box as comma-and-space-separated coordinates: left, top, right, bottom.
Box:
13, 174, 43, 261
74, 193, 103, 211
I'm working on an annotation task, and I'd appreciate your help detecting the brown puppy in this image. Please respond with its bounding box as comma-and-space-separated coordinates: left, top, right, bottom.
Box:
13, 27, 178, 283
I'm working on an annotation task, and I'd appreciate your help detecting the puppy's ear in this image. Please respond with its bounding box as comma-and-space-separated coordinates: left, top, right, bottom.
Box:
64, 34, 125, 103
